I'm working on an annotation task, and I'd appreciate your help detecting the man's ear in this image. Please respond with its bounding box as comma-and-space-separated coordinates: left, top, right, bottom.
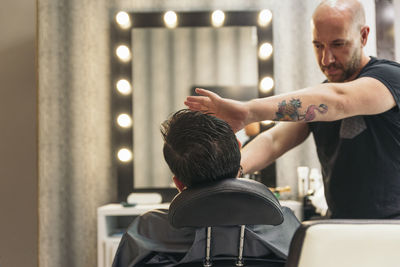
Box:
173, 176, 186, 192
360, 26, 370, 46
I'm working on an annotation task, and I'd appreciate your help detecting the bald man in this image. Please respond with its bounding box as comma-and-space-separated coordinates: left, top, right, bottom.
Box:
185, 0, 400, 219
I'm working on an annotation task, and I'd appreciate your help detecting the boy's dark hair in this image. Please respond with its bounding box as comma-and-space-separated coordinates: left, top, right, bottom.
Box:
161, 109, 241, 188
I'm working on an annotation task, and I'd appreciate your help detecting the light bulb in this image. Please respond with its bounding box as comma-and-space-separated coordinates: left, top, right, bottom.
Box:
117, 148, 132, 162
117, 114, 132, 128
211, 10, 225, 27
261, 120, 273, 125
164, 11, 178, 28
115, 11, 131, 29
260, 77, 274, 93
116, 45, 131, 62
258, 9, 272, 27
259, 42, 273, 60
116, 79, 132, 95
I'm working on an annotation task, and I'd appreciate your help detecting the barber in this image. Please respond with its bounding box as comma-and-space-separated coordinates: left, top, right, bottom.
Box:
185, 0, 400, 219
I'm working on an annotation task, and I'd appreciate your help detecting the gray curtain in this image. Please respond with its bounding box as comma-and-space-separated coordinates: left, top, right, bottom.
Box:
38, 0, 115, 266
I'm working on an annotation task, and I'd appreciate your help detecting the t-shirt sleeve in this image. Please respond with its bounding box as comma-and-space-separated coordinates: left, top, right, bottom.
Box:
359, 62, 400, 110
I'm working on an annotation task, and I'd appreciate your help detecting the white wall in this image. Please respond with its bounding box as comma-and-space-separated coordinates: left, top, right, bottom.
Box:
362, 0, 377, 57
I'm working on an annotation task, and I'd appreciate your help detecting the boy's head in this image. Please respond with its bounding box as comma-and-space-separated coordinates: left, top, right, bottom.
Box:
161, 109, 241, 189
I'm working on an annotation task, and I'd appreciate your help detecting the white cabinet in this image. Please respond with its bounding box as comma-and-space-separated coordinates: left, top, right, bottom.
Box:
97, 203, 170, 267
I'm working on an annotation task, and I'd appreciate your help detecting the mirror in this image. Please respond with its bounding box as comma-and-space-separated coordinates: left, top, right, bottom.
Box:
133, 26, 259, 188
110, 10, 274, 197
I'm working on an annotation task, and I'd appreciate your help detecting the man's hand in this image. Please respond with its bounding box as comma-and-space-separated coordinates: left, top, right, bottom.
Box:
184, 88, 250, 132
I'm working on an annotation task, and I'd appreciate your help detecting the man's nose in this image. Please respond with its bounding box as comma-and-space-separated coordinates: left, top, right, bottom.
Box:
321, 47, 335, 66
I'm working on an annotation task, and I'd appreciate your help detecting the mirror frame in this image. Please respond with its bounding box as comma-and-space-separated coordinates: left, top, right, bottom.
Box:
110, 10, 274, 202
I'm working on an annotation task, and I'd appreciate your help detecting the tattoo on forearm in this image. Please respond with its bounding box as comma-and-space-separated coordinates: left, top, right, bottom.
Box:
274, 98, 328, 122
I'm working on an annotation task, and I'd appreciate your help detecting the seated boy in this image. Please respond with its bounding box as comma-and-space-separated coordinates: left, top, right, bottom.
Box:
112, 109, 300, 266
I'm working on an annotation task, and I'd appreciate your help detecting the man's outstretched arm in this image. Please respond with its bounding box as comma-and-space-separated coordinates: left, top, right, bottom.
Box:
185, 77, 395, 132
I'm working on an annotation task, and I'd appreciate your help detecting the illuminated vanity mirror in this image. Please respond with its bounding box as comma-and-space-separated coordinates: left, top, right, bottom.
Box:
111, 11, 274, 197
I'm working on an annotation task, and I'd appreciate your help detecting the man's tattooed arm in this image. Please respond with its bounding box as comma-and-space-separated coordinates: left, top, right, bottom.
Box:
273, 98, 328, 122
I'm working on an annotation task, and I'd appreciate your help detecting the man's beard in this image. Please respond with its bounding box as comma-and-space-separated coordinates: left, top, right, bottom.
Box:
322, 50, 361, 82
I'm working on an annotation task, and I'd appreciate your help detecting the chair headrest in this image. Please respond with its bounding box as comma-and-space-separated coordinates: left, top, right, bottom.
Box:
168, 178, 284, 228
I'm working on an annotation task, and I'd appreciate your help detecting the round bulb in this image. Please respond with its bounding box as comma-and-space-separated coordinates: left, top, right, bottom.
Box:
116, 79, 132, 95
118, 148, 132, 162
164, 11, 178, 28
116, 45, 131, 62
260, 77, 274, 93
261, 120, 273, 125
258, 9, 272, 27
211, 10, 225, 27
259, 42, 273, 60
117, 114, 132, 128
115, 11, 131, 29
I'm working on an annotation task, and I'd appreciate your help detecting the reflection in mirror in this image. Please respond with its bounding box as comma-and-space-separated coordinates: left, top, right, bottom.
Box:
133, 27, 258, 188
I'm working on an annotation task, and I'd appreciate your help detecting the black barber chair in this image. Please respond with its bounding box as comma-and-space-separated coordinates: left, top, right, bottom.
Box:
168, 178, 286, 267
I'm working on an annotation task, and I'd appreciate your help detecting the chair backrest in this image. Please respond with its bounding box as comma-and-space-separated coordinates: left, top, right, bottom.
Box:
168, 178, 285, 267
168, 178, 284, 228
285, 219, 400, 267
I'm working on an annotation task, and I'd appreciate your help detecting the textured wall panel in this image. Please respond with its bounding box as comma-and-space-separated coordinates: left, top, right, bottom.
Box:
38, 0, 116, 266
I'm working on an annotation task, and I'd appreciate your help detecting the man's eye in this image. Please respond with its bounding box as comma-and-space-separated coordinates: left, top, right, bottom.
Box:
332, 43, 345, 47
314, 44, 322, 49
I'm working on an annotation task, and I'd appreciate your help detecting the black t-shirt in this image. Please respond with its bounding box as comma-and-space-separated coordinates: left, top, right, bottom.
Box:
309, 57, 400, 219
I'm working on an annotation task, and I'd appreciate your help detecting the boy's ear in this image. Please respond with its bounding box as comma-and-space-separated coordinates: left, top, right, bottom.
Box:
236, 137, 242, 149
173, 176, 186, 192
